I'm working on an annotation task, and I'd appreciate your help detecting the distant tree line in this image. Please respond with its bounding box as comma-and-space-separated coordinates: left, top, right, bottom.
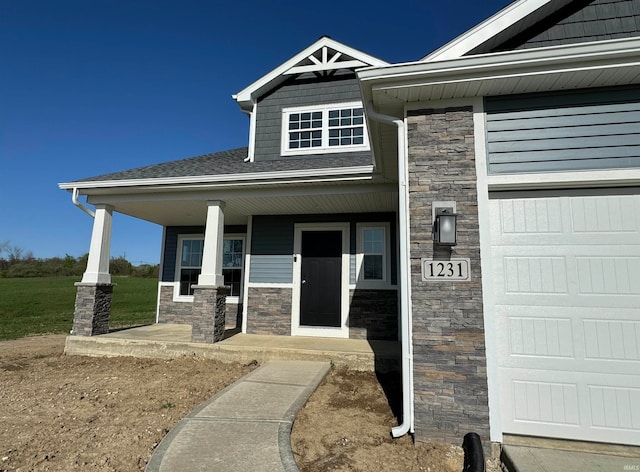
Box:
0, 241, 159, 279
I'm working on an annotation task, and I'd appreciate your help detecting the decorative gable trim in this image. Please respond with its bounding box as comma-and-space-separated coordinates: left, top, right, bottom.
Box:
423, 0, 575, 61
284, 45, 369, 75
233, 36, 388, 110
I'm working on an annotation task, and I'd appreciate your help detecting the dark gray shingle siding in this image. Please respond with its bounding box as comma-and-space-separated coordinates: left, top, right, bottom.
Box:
506, 0, 640, 51
253, 73, 372, 162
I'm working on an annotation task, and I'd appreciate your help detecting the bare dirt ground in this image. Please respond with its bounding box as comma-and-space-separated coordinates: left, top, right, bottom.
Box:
0, 335, 500, 472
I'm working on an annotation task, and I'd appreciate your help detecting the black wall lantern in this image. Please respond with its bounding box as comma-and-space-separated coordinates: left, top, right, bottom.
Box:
433, 207, 457, 246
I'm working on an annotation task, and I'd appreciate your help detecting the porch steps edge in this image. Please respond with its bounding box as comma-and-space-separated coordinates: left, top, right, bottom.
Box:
64, 335, 399, 372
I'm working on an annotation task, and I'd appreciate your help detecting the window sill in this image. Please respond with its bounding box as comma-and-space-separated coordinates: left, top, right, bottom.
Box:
351, 281, 397, 291
281, 144, 370, 157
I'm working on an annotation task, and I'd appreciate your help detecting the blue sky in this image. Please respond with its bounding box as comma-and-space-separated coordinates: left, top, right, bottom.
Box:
1, 0, 511, 265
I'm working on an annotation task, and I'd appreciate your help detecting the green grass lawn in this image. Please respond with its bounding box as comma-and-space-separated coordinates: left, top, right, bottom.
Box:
0, 276, 158, 340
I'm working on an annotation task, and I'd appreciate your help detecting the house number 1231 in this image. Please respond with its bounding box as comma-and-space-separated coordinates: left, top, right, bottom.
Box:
421, 258, 471, 281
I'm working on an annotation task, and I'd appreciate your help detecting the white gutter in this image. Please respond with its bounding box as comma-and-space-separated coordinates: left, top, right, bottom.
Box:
366, 103, 414, 438
59, 165, 375, 191
72, 187, 95, 218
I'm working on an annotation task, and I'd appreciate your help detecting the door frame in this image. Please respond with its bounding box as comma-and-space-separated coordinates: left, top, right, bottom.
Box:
292, 222, 350, 338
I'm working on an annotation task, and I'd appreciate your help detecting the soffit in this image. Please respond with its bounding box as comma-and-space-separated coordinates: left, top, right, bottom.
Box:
85, 182, 398, 226
362, 38, 640, 107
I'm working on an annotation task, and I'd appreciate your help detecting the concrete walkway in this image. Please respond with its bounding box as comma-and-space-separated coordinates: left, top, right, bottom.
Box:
145, 360, 331, 472
502, 444, 640, 471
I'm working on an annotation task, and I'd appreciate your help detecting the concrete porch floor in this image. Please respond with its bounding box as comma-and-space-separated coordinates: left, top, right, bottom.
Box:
64, 324, 401, 372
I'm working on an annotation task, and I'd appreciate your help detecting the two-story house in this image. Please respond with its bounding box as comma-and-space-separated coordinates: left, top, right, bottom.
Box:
61, 0, 640, 455
59, 36, 399, 344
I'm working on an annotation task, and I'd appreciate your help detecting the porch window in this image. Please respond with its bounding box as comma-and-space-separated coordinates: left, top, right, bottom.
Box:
175, 234, 245, 299
362, 228, 385, 281
222, 238, 244, 297
356, 223, 391, 287
179, 238, 203, 296
281, 102, 369, 156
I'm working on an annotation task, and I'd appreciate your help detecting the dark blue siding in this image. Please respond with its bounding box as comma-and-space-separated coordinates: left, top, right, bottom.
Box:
249, 214, 397, 284
485, 86, 640, 174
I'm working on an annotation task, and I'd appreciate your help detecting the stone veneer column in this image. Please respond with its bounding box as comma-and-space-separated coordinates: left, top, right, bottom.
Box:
72, 204, 114, 336
191, 286, 227, 343
72, 283, 113, 336
407, 106, 490, 447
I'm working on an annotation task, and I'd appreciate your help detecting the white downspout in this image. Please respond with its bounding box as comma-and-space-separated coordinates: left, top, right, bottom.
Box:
242, 99, 257, 162
72, 187, 95, 218
366, 104, 414, 438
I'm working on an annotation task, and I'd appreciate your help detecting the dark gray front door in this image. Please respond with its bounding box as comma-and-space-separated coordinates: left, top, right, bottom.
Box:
300, 231, 342, 327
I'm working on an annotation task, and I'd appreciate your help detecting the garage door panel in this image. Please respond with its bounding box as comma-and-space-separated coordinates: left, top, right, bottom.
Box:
489, 195, 640, 246
490, 192, 640, 445
500, 368, 640, 445
496, 305, 640, 375
492, 250, 640, 307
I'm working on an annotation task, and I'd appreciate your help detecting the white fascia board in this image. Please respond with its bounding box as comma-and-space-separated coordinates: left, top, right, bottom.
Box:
58, 165, 375, 191
359, 37, 640, 88
233, 36, 388, 108
423, 0, 566, 61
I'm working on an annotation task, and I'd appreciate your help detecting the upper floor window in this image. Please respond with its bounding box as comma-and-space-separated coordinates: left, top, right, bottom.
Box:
281, 102, 369, 156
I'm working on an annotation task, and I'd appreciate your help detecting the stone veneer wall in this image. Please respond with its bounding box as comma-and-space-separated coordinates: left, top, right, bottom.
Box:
246, 287, 292, 335
157, 285, 241, 331
225, 303, 241, 331
407, 106, 490, 447
348, 289, 398, 340
157, 285, 193, 324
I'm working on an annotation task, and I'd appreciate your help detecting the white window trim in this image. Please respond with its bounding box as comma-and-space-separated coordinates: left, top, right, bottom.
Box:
173, 234, 204, 302
172, 233, 246, 303
280, 101, 370, 156
355, 222, 393, 289
222, 234, 246, 304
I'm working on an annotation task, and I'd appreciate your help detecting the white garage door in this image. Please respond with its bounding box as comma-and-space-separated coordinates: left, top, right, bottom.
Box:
489, 192, 640, 445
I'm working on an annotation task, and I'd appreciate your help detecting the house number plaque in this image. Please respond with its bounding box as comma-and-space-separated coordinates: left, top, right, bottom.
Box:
421, 258, 471, 281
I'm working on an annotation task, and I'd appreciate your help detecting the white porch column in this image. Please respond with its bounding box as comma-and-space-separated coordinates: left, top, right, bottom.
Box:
197, 200, 225, 287
81, 204, 113, 284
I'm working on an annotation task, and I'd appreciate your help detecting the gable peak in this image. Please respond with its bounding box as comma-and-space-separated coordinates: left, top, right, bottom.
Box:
234, 36, 388, 108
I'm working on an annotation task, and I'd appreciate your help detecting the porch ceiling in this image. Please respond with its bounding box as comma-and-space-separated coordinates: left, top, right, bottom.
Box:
86, 182, 398, 226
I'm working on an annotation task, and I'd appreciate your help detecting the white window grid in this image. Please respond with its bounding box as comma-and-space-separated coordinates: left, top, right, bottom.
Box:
281, 102, 369, 156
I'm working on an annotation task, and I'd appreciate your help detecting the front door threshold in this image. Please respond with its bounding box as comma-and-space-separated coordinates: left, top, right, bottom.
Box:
292, 326, 349, 339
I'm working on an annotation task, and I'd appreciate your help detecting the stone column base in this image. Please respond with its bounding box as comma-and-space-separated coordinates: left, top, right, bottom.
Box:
72, 283, 114, 336
191, 285, 228, 343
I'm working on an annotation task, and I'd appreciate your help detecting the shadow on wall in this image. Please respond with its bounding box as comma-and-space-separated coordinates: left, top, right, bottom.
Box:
347, 288, 403, 423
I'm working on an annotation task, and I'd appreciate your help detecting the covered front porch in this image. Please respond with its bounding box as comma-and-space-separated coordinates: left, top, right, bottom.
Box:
62, 158, 399, 343
64, 324, 401, 372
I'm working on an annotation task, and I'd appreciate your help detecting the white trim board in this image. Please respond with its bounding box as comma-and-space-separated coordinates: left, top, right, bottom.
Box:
423, 0, 574, 61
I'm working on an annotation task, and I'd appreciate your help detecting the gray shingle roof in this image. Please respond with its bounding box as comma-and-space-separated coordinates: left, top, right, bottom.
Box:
75, 147, 373, 182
